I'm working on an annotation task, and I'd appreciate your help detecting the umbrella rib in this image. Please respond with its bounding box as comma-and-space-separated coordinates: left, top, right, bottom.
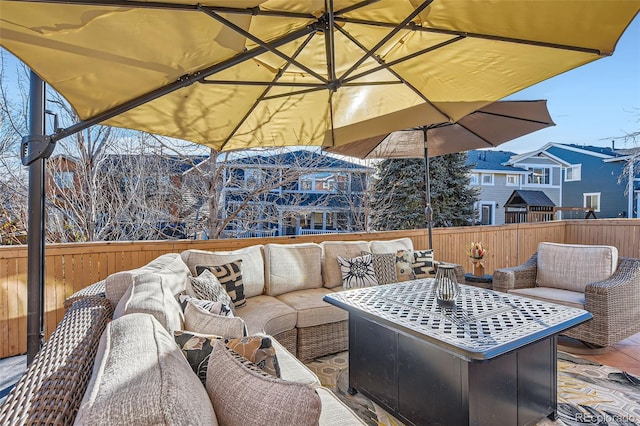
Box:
335, 17, 603, 55
51, 25, 317, 143
218, 32, 316, 151
335, 0, 380, 16
261, 87, 327, 101
473, 110, 555, 126
335, 24, 453, 122
343, 35, 465, 84
339, 0, 434, 82
198, 5, 329, 84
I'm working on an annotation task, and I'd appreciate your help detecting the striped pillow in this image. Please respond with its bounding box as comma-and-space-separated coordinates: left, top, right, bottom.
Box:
196, 260, 246, 308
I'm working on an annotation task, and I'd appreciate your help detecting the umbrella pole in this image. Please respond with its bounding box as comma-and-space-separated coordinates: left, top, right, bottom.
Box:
24, 71, 48, 365
422, 127, 433, 250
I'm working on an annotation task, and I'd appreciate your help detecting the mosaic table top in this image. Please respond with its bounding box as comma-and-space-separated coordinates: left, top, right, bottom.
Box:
324, 279, 592, 360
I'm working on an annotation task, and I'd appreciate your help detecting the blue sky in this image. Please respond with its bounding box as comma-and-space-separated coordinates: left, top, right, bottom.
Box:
500, 15, 640, 154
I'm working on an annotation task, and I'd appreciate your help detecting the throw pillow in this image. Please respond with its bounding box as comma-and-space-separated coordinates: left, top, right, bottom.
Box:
412, 249, 436, 279
188, 269, 234, 309
196, 260, 246, 308
174, 331, 281, 385
396, 250, 416, 282
337, 254, 378, 289
206, 341, 321, 426
178, 294, 233, 317
183, 301, 247, 338
362, 251, 397, 285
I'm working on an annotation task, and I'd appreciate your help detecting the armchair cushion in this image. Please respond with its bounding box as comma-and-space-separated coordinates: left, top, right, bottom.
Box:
536, 243, 618, 293
510, 287, 585, 310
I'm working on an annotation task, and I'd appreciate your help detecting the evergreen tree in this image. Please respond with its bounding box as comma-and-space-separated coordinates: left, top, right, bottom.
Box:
370, 153, 478, 231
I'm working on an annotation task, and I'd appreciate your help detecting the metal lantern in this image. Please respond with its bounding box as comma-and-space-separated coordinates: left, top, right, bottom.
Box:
434, 264, 460, 306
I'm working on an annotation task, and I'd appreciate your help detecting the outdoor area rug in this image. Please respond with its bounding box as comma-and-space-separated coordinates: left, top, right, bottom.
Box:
305, 351, 640, 426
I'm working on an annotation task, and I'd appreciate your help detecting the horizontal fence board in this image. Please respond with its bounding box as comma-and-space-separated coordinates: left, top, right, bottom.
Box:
1, 220, 638, 359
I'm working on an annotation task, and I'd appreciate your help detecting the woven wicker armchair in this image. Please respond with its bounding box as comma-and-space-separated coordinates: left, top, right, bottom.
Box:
494, 252, 640, 348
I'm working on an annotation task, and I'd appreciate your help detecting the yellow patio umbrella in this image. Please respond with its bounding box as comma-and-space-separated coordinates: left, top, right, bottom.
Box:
1, 0, 638, 361
1, 1, 638, 150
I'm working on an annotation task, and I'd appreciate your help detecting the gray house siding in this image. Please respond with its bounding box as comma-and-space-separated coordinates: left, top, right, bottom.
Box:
546, 146, 629, 218
472, 173, 523, 224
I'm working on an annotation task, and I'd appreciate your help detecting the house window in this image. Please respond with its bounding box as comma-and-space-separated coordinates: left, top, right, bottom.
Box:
300, 178, 312, 191
584, 193, 601, 212
481, 174, 494, 185
53, 171, 74, 189
565, 165, 581, 182
469, 173, 479, 185
527, 167, 550, 185
245, 169, 262, 189
506, 174, 519, 186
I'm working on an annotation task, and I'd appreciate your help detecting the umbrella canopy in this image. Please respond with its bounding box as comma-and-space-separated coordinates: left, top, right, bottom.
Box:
0, 1, 637, 150
327, 100, 555, 159
327, 99, 556, 248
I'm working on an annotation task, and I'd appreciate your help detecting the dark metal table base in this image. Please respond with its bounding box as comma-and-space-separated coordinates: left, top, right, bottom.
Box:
349, 315, 558, 426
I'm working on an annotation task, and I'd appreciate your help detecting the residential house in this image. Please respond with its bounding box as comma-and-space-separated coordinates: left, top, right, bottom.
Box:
183, 150, 372, 238
510, 143, 639, 219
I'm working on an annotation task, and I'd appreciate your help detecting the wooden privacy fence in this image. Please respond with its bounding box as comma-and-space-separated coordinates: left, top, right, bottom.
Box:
1, 219, 638, 359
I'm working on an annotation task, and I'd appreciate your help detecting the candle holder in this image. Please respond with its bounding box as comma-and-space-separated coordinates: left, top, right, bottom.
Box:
434, 264, 460, 306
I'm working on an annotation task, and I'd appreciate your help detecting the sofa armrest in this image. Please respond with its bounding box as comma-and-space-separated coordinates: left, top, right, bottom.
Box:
493, 253, 538, 293
0, 296, 113, 425
582, 257, 640, 333
63, 280, 107, 310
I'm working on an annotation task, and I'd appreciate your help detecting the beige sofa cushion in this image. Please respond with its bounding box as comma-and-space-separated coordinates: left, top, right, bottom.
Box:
112, 273, 183, 334
277, 288, 349, 328
536, 243, 618, 292
105, 253, 190, 306
369, 237, 414, 254
510, 287, 586, 310
181, 246, 265, 298
235, 295, 297, 336
263, 243, 323, 296
320, 241, 371, 289
75, 313, 217, 426
206, 340, 321, 426
184, 301, 247, 338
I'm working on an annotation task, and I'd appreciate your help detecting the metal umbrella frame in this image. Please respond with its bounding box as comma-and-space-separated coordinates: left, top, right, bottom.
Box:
0, 1, 637, 360
327, 100, 556, 248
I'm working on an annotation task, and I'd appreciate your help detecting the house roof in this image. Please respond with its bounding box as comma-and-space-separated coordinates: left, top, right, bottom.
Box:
226, 150, 371, 171
504, 190, 556, 208
466, 150, 527, 172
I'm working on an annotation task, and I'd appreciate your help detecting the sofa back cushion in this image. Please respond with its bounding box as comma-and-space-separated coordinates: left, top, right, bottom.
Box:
369, 237, 414, 254
75, 313, 217, 426
263, 243, 323, 296
320, 241, 371, 288
536, 242, 618, 292
181, 246, 265, 298
105, 253, 190, 306
112, 272, 184, 335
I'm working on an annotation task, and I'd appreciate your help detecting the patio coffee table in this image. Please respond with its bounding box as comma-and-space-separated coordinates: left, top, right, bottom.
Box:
323, 280, 592, 426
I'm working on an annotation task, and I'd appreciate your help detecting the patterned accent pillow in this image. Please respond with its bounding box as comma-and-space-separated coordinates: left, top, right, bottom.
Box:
178, 294, 233, 317
336, 254, 378, 289
188, 269, 234, 310
174, 331, 280, 385
196, 260, 246, 308
412, 249, 436, 279
396, 250, 416, 282
361, 251, 397, 285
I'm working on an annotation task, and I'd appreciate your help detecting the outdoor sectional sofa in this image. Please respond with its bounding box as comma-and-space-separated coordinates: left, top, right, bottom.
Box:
0, 237, 455, 425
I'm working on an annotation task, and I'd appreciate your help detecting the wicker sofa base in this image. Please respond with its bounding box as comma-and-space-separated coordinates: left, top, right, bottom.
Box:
296, 320, 349, 363
0, 297, 113, 426
273, 328, 298, 356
